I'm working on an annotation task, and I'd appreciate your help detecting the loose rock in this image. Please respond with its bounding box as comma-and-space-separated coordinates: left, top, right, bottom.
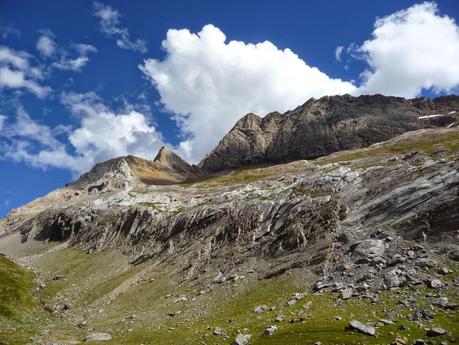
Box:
232, 333, 252, 345
84, 332, 112, 341
264, 325, 278, 336
349, 320, 376, 336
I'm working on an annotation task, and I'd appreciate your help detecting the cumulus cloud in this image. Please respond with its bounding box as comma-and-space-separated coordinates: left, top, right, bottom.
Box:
36, 30, 57, 57
0, 95, 165, 174
355, 1, 459, 97
0, 46, 51, 98
93, 2, 147, 53
140, 24, 356, 162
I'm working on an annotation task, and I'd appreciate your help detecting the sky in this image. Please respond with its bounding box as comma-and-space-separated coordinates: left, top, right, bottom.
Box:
0, 0, 458, 217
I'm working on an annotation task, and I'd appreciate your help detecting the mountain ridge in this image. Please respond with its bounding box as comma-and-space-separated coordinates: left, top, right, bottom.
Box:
199, 94, 459, 171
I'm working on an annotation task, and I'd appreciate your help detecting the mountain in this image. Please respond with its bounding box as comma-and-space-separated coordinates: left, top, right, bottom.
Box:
0, 95, 458, 344
199, 94, 459, 171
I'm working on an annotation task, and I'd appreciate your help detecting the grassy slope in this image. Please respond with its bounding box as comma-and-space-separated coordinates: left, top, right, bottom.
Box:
1, 247, 457, 344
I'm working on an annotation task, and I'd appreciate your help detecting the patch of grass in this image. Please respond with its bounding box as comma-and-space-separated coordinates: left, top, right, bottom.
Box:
138, 201, 165, 210
317, 131, 459, 165
180, 169, 274, 189
0, 256, 36, 319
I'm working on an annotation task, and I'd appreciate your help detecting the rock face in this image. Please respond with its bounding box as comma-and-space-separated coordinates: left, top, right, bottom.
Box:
199, 94, 459, 171
1, 126, 457, 296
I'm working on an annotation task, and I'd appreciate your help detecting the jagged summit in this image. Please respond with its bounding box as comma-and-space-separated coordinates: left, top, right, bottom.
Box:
70, 147, 203, 193
153, 145, 173, 163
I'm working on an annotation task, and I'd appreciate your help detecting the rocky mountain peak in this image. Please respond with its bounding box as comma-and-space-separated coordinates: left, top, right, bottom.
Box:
199, 94, 459, 172
153, 145, 172, 163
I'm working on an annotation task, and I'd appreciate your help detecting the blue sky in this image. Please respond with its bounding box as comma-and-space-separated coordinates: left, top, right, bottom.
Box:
0, 0, 458, 217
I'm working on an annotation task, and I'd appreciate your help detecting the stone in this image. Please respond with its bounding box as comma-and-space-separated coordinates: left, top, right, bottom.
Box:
213, 327, 224, 336
389, 254, 405, 266
352, 239, 385, 261
274, 315, 285, 322
341, 288, 353, 300
286, 292, 307, 305
174, 295, 188, 304
409, 309, 433, 321
253, 305, 268, 313
337, 262, 353, 271
349, 320, 376, 336
264, 325, 278, 336
432, 297, 449, 307
232, 333, 252, 345
84, 332, 112, 341
430, 279, 444, 289
416, 258, 437, 268
427, 327, 447, 336
414, 339, 426, 345
385, 269, 406, 288
379, 319, 393, 325
438, 267, 451, 275
392, 336, 407, 345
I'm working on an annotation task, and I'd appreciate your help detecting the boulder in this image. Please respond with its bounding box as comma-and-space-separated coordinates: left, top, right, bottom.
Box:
253, 305, 269, 313
232, 333, 252, 345
352, 240, 385, 261
430, 279, 444, 289
349, 320, 376, 336
427, 327, 447, 336
264, 325, 278, 336
341, 288, 353, 300
415, 258, 437, 268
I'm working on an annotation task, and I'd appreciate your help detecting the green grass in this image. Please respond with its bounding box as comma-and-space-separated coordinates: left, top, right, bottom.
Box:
180, 168, 274, 189
1, 247, 457, 344
0, 256, 37, 319
317, 131, 459, 165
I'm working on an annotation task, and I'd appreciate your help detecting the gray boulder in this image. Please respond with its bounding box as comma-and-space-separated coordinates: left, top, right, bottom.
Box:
232, 333, 252, 345
352, 239, 385, 261
349, 320, 376, 336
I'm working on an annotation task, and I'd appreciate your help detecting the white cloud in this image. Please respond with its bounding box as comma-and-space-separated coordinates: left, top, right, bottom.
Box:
53, 55, 90, 72
0, 20, 20, 39
140, 24, 356, 162
356, 1, 459, 97
36, 31, 56, 57
52, 42, 97, 72
93, 2, 147, 53
335, 46, 344, 61
0, 46, 51, 98
0, 95, 165, 174
35, 30, 97, 72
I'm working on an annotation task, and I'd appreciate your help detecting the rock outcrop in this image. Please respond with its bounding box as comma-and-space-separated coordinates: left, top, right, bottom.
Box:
199, 94, 458, 171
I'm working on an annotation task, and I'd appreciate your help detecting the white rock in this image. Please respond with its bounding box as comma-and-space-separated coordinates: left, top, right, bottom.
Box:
84, 332, 112, 341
